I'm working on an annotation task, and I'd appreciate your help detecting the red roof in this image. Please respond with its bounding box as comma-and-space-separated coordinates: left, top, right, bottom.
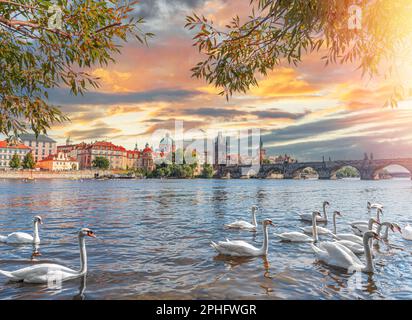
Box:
142, 147, 153, 153
0, 140, 31, 150
89, 141, 126, 152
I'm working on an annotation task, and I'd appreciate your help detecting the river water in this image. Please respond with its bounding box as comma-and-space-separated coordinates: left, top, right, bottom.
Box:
0, 178, 411, 300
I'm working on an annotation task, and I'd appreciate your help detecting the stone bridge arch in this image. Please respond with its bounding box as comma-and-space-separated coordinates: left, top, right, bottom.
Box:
370, 161, 412, 180
329, 163, 362, 180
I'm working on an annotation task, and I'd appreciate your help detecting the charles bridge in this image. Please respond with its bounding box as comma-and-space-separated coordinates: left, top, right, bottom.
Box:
216, 158, 412, 180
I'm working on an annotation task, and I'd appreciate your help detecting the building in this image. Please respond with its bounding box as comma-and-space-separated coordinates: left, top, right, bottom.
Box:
0, 141, 31, 169
126, 144, 141, 169
36, 152, 79, 171
267, 154, 297, 164
141, 143, 155, 171
19, 133, 57, 162
74, 141, 127, 170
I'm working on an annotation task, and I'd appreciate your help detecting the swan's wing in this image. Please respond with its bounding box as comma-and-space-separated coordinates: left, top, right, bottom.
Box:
336, 240, 364, 253
325, 242, 364, 268
299, 213, 312, 221
9, 263, 77, 280
225, 221, 255, 229
215, 240, 258, 255
275, 232, 312, 242
319, 242, 360, 269
6, 232, 33, 243
350, 221, 368, 226
336, 233, 363, 244
311, 244, 329, 261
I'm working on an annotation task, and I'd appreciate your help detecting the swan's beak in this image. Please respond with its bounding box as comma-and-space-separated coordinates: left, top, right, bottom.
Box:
87, 231, 97, 238
373, 235, 381, 241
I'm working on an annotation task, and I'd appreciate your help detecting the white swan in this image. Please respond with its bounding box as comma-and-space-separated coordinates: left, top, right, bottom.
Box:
225, 206, 258, 231
327, 211, 364, 254
0, 216, 43, 244
211, 219, 275, 257
333, 240, 364, 254
333, 218, 380, 246
299, 201, 329, 223
351, 216, 381, 236
300, 210, 340, 235
373, 222, 401, 246
0, 228, 96, 284
312, 231, 380, 272
402, 224, 412, 241
367, 201, 383, 211
275, 212, 321, 242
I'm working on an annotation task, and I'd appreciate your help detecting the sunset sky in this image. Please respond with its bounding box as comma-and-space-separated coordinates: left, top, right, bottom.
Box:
46, 0, 412, 162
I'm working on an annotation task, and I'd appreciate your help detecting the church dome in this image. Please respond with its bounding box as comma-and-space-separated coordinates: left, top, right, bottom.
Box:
159, 133, 174, 153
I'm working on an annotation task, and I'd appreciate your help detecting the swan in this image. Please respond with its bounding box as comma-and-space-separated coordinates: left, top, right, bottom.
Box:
367, 201, 383, 211
402, 224, 412, 241
374, 222, 401, 246
351, 216, 381, 236
327, 211, 364, 254
300, 211, 340, 235
0, 228, 96, 284
211, 219, 275, 257
275, 212, 321, 242
333, 218, 380, 245
0, 216, 43, 244
299, 201, 329, 223
350, 204, 383, 226
225, 206, 258, 231
312, 231, 380, 272
333, 239, 364, 254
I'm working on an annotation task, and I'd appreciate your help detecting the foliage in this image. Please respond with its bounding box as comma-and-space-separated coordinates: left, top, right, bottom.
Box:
9, 153, 21, 168
201, 163, 214, 178
0, 0, 152, 137
335, 166, 360, 178
22, 152, 35, 169
92, 156, 110, 169
151, 163, 196, 179
186, 0, 412, 105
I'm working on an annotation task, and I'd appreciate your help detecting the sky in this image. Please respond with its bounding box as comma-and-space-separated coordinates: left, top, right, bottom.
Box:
46, 0, 412, 162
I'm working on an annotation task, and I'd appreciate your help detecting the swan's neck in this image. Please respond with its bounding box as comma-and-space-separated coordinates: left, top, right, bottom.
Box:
79, 236, 87, 275
312, 215, 319, 242
383, 225, 390, 240
260, 224, 269, 255
363, 236, 374, 273
33, 221, 40, 243
323, 204, 328, 223
251, 210, 257, 227
333, 214, 337, 234
376, 210, 381, 223
368, 219, 375, 230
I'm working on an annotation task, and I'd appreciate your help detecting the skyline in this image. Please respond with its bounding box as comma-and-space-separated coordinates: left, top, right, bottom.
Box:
39, 0, 412, 162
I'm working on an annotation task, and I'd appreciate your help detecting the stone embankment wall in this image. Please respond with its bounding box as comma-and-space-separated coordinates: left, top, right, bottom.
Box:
0, 170, 114, 179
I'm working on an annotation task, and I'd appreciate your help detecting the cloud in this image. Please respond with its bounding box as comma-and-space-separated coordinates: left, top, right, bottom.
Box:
49, 88, 201, 106
65, 125, 122, 141
135, 0, 206, 19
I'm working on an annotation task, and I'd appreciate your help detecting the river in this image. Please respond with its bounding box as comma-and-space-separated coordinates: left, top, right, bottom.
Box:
0, 178, 411, 299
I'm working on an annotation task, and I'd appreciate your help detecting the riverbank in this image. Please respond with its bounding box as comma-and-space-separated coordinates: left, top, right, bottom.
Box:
0, 170, 114, 180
